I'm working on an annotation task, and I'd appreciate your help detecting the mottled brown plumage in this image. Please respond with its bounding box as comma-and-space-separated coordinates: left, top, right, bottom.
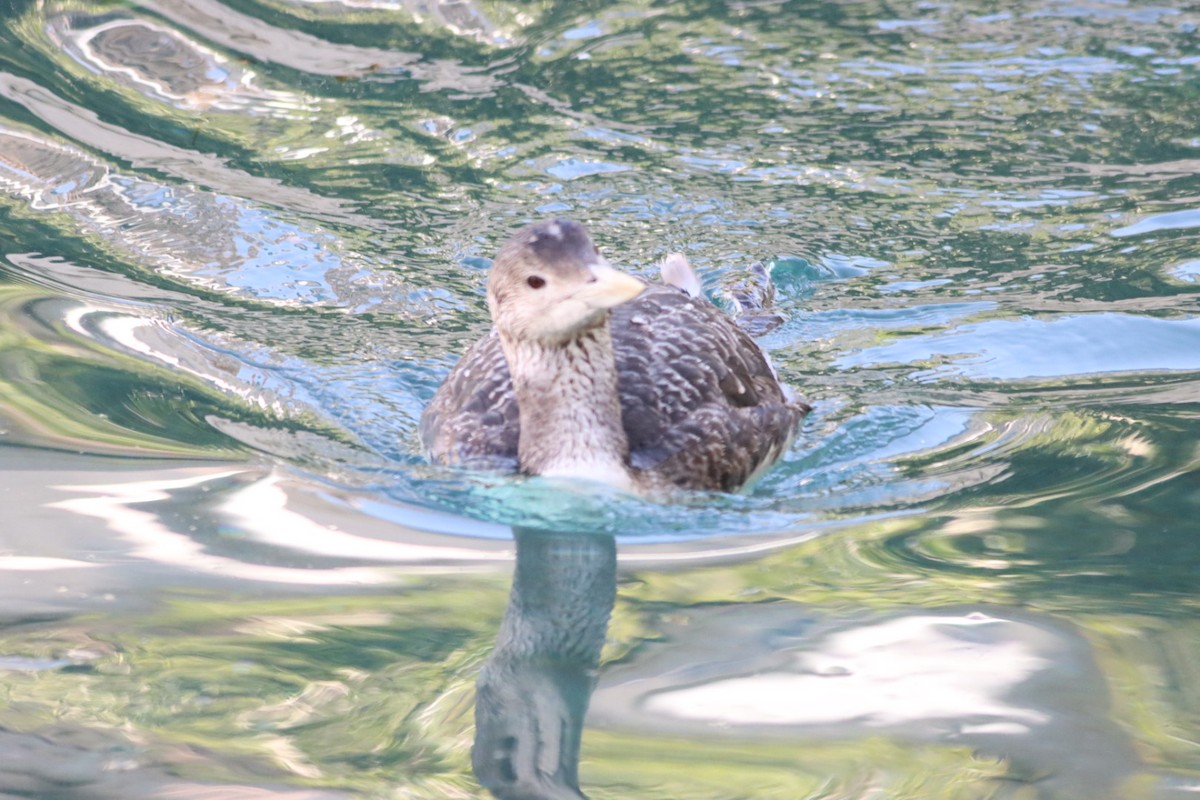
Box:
420, 219, 809, 493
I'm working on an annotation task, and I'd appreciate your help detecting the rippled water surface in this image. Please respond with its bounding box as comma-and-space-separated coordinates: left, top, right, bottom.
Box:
2, 0, 1199, 797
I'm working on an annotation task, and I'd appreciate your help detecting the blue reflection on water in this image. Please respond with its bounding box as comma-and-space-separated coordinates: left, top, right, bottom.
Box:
840, 314, 1200, 381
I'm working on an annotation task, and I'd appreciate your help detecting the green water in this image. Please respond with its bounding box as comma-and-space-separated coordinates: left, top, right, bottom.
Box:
1, 0, 1199, 797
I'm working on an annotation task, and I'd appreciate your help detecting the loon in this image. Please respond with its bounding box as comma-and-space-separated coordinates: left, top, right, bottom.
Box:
420, 219, 809, 494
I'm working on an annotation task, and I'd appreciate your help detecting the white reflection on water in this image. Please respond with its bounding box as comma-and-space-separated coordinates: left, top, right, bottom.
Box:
51, 14, 315, 117
49, 469, 398, 585
0, 122, 405, 308
644, 613, 1049, 730
593, 604, 1150, 796
0, 555, 95, 571
1170, 259, 1200, 283
1112, 207, 1200, 238
285, 0, 519, 46
219, 473, 510, 563
46, 467, 511, 586
137, 0, 505, 94
0, 77, 360, 221
838, 313, 1200, 381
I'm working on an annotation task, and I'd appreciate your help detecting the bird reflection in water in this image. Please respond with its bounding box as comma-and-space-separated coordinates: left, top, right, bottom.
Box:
472, 529, 615, 800
469, 528, 1157, 800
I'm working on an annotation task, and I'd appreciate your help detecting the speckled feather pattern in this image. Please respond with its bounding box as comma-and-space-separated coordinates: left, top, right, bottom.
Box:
420, 284, 810, 492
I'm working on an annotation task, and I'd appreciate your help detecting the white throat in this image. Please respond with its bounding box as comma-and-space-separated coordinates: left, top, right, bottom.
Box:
538, 457, 634, 491
499, 325, 634, 490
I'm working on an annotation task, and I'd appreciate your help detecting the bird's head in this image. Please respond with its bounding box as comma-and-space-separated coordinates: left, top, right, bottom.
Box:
487, 219, 645, 345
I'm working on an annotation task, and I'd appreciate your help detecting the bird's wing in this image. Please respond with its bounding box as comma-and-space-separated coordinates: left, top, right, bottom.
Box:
419, 328, 520, 470
613, 287, 808, 490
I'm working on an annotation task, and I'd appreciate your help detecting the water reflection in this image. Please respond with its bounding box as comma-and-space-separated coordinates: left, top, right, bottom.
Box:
838, 313, 1200, 381
470, 530, 1200, 799
2, 0, 1200, 795
136, 0, 503, 94
285, 0, 518, 46
0, 123, 399, 308
0, 446, 516, 618
0, 724, 351, 799
473, 530, 615, 799
5, 441, 1200, 798
51, 12, 314, 116
590, 604, 1152, 800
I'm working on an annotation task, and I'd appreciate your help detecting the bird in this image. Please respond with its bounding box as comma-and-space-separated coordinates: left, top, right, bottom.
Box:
419, 219, 809, 494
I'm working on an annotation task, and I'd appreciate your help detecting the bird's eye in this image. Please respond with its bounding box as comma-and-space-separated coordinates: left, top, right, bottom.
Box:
526, 275, 546, 289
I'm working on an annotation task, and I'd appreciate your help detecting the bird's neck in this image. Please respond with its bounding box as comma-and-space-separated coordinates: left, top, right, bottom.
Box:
500, 324, 633, 490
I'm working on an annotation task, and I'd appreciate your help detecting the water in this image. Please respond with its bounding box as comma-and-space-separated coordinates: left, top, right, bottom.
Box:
1, 0, 1199, 797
